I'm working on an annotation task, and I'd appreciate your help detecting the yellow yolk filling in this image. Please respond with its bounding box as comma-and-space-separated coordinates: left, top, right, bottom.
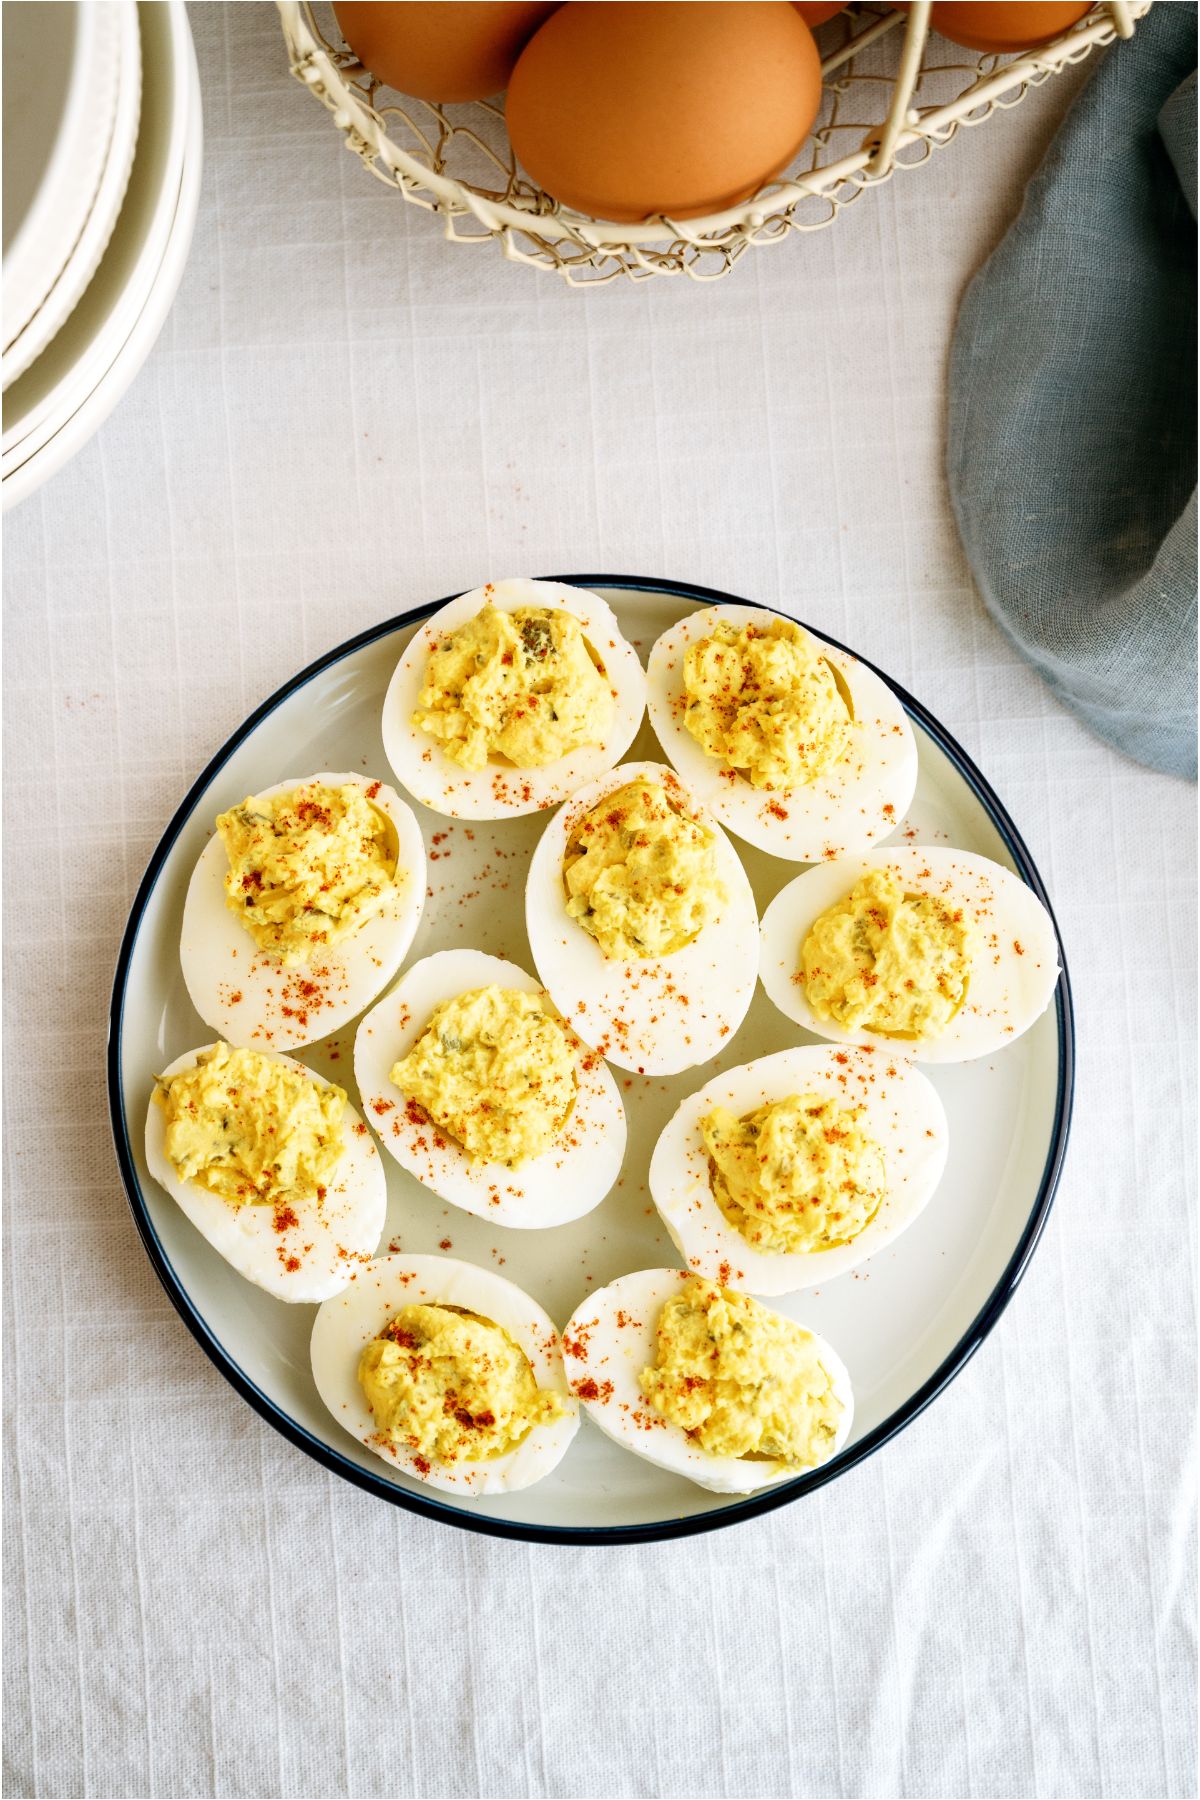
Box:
702, 1092, 885, 1254
413, 604, 613, 771
640, 1278, 844, 1467
390, 985, 576, 1166
682, 617, 853, 790
562, 776, 723, 960
155, 1042, 345, 1210
358, 1304, 565, 1465
801, 868, 972, 1040
217, 781, 395, 968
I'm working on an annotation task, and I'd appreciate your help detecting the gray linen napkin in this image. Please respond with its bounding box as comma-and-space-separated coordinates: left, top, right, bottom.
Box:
947, 1, 1197, 777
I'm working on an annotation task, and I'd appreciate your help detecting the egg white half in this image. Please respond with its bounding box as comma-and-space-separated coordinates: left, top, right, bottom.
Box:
649, 1045, 948, 1294
381, 578, 647, 819
354, 949, 627, 1228
759, 845, 1061, 1063
180, 772, 427, 1053
562, 1268, 855, 1496
524, 760, 759, 1076
144, 1045, 387, 1303
310, 1252, 580, 1495
646, 604, 919, 862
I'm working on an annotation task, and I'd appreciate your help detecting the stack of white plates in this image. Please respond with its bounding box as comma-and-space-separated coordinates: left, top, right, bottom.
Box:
2, 1, 201, 510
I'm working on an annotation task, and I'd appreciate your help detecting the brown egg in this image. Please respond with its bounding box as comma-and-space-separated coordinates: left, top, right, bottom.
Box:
929, 3, 1093, 53
792, 2, 844, 27
332, 2, 560, 102
507, 2, 823, 223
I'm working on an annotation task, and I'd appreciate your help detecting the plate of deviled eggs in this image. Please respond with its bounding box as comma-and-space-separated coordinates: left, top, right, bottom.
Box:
108, 576, 1072, 1543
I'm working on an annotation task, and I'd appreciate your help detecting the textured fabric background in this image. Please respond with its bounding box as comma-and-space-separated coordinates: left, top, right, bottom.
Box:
3, 7, 1196, 1798
948, 2, 1198, 777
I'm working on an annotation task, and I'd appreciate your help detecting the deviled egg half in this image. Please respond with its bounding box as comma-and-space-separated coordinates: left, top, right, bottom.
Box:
760, 846, 1061, 1063
180, 772, 426, 1052
382, 577, 647, 819
145, 1042, 386, 1302
649, 1045, 948, 1294
354, 949, 627, 1228
310, 1253, 580, 1495
525, 761, 758, 1076
563, 1269, 853, 1496
647, 603, 918, 861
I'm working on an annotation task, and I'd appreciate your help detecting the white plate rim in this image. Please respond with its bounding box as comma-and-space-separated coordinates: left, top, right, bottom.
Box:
0, 80, 199, 507
2, 0, 143, 390
1, 0, 198, 493
2, 1, 118, 348
105, 575, 1076, 1546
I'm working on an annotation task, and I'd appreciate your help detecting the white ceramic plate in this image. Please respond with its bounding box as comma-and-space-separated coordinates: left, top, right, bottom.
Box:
2, 0, 142, 390
2, 0, 198, 505
1, 1, 124, 353
2, 2, 78, 268
108, 579, 1074, 1544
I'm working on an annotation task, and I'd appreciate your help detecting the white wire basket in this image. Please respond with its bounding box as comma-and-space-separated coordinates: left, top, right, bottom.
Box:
277, 0, 1150, 284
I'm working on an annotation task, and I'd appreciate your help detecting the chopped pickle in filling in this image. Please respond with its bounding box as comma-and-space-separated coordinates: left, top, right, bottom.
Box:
413, 604, 613, 771
358, 1304, 565, 1465
801, 868, 972, 1040
390, 985, 576, 1166
682, 617, 853, 790
217, 781, 395, 967
640, 1278, 844, 1467
154, 1041, 345, 1210
702, 1093, 886, 1254
562, 776, 723, 960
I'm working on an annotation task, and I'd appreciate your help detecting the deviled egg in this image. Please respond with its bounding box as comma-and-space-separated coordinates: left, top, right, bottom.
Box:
525, 761, 758, 1075
180, 772, 426, 1052
145, 1041, 386, 1302
649, 1045, 948, 1293
354, 949, 627, 1227
382, 578, 647, 819
563, 1269, 853, 1495
760, 846, 1060, 1062
310, 1253, 580, 1495
647, 604, 918, 861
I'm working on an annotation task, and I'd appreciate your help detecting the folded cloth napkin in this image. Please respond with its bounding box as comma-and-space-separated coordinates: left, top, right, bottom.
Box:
947, 2, 1197, 777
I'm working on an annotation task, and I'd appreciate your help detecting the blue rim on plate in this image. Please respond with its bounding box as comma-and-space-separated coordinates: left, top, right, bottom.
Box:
106, 575, 1075, 1546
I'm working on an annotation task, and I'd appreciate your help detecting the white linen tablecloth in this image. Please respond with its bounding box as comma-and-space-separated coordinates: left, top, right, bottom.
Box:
3, 7, 1195, 1797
